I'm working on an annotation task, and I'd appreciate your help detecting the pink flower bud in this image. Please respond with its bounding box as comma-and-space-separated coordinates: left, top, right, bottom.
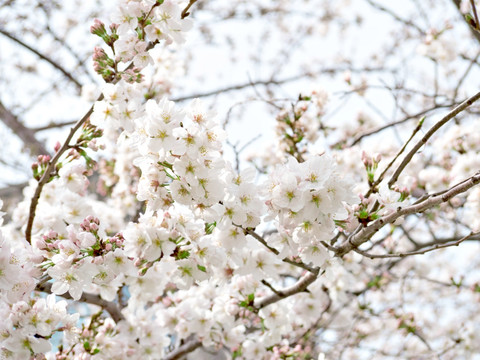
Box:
54, 141, 61, 153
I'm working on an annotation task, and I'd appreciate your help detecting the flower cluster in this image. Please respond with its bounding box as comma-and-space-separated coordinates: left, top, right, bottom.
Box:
0, 295, 79, 359
8, 0, 480, 358
134, 98, 227, 212
264, 155, 356, 266
91, 0, 191, 82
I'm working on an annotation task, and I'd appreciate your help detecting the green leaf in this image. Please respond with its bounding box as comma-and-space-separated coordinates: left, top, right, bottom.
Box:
205, 222, 216, 234
178, 250, 190, 259
418, 115, 426, 127
197, 264, 206, 273
465, 13, 477, 28
367, 275, 382, 289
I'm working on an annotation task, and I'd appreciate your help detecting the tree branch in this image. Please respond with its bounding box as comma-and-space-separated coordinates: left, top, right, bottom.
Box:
0, 100, 50, 156
181, 0, 198, 19
353, 231, 478, 259
451, 0, 480, 43
365, 116, 425, 197
164, 339, 202, 360
32, 120, 77, 132
335, 172, 480, 257
171, 67, 387, 102
242, 227, 317, 273
388, 90, 480, 188
25, 93, 102, 244
348, 103, 454, 147
36, 281, 124, 323
0, 28, 82, 91
365, 0, 425, 34
255, 267, 320, 309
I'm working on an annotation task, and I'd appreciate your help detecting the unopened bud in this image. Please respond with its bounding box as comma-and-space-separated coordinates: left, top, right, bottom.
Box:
90, 19, 107, 37
54, 141, 61, 153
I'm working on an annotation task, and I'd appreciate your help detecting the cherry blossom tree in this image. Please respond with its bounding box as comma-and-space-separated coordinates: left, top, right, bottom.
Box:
2, 0, 480, 359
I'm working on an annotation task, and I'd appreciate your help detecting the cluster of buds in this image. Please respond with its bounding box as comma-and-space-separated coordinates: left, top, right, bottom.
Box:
121, 67, 144, 83
77, 121, 104, 148
31, 154, 52, 181
271, 343, 312, 359
391, 184, 410, 202
55, 311, 108, 358
80, 216, 124, 257
275, 93, 328, 162
354, 194, 379, 226
388, 309, 418, 335
361, 151, 381, 187
80, 215, 100, 236
64, 121, 104, 170
92, 46, 117, 82
39, 230, 60, 251
90, 19, 119, 48
275, 102, 308, 161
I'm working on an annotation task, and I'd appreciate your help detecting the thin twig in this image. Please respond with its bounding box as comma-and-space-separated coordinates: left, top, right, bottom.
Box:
164, 339, 202, 360
366, 116, 425, 196
388, 91, 480, 188
32, 120, 77, 132
353, 231, 477, 259
36, 281, 124, 323
335, 172, 480, 256
172, 67, 386, 103
453, 49, 480, 100
451, 0, 480, 44
24, 43, 148, 243
348, 103, 453, 146
181, 0, 198, 19
261, 279, 282, 296
0, 28, 82, 91
0, 101, 50, 156
242, 227, 317, 273
25, 93, 103, 243
471, 0, 480, 30
255, 267, 320, 309
365, 0, 425, 34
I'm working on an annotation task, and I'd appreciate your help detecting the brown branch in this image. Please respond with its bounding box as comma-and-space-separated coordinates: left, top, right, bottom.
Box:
32, 120, 77, 132
44, 22, 96, 82
24, 40, 151, 240
353, 231, 478, 259
388, 90, 480, 188
241, 227, 317, 273
472, 0, 480, 29
454, 50, 480, 101
348, 103, 454, 147
0, 28, 82, 91
335, 172, 480, 257
36, 281, 124, 323
365, 116, 425, 197
164, 339, 202, 360
181, 0, 198, 19
451, 0, 480, 43
255, 267, 320, 309
171, 67, 387, 102
412, 232, 480, 249
365, 0, 425, 34
25, 93, 102, 244
0, 101, 50, 156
